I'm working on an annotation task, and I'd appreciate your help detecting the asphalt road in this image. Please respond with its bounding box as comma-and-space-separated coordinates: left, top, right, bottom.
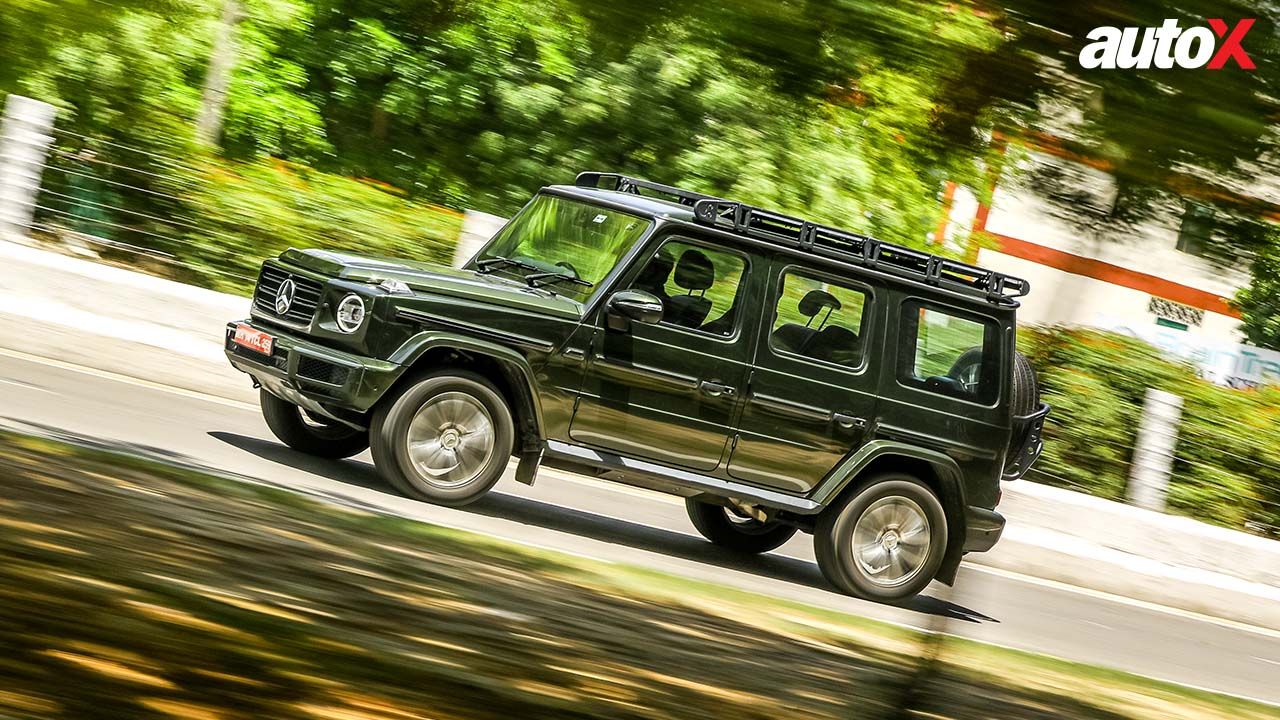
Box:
1, 343, 1279, 705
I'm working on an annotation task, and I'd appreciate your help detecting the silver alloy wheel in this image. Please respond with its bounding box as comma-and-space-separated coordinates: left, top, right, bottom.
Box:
851, 495, 932, 588
405, 391, 496, 488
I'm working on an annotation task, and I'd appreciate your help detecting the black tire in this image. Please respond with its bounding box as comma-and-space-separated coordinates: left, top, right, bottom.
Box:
685, 499, 798, 554
815, 475, 948, 603
1010, 350, 1040, 417
260, 389, 369, 459
370, 370, 515, 506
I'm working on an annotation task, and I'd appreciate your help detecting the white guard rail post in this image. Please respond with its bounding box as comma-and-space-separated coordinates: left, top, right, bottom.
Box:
0, 95, 57, 244
1127, 388, 1184, 512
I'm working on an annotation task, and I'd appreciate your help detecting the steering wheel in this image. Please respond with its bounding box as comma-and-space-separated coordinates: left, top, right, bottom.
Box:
555, 260, 580, 277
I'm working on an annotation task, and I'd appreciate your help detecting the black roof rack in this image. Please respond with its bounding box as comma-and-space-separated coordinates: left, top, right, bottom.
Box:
574, 172, 1030, 305
575, 171, 721, 208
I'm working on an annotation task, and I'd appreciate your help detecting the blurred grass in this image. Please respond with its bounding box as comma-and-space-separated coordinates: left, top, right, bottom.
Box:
0, 429, 1275, 720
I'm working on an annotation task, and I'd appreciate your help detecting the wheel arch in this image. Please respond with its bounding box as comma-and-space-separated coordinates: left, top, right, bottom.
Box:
386, 332, 545, 453
811, 441, 969, 585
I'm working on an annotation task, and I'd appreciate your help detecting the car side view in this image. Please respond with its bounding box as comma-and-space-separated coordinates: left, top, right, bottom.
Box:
224, 172, 1049, 603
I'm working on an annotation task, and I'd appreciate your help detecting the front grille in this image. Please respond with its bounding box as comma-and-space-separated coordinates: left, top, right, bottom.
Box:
254, 266, 323, 325
296, 356, 351, 386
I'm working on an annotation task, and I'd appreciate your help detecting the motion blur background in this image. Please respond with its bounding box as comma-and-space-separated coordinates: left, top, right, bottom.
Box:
1, 1, 1279, 719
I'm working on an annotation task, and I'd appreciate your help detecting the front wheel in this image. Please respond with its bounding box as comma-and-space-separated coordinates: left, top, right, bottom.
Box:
370, 370, 514, 506
815, 475, 948, 603
685, 499, 798, 554
260, 389, 369, 459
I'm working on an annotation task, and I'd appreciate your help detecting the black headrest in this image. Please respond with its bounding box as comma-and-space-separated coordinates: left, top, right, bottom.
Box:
674, 249, 715, 291
798, 289, 841, 317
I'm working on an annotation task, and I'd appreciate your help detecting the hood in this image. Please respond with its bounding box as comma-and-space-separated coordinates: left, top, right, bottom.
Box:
278, 248, 584, 319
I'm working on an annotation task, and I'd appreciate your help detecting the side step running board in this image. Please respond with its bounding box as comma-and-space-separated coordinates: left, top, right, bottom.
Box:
544, 440, 823, 515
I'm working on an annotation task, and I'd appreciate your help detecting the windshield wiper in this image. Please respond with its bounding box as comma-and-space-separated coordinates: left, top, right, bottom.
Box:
524, 272, 594, 290
476, 255, 540, 274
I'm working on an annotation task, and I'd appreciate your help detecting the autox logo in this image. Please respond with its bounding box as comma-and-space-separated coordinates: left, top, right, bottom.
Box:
1079, 19, 1256, 70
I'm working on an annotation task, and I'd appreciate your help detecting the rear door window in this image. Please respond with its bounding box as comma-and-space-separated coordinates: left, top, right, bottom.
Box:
769, 271, 869, 369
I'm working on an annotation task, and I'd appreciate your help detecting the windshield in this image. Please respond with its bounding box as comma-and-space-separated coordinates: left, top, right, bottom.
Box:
473, 194, 651, 302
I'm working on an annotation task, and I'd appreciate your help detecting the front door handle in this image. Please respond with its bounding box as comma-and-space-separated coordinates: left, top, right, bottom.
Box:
699, 381, 736, 397
833, 412, 867, 430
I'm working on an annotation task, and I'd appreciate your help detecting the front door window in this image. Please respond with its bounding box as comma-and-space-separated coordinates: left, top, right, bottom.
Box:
629, 240, 747, 337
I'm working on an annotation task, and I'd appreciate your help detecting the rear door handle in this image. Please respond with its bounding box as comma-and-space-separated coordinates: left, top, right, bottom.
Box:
699, 381, 736, 397
833, 412, 867, 430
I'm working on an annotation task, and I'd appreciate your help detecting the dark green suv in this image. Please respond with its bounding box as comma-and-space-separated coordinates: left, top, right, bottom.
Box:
224, 172, 1048, 603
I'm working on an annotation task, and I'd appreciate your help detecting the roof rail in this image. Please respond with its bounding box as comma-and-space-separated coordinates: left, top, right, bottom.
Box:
573, 172, 1030, 305
690, 199, 1030, 304
575, 172, 721, 208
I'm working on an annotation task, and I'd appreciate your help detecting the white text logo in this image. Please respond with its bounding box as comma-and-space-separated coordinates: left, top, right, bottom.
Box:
1079, 19, 1255, 70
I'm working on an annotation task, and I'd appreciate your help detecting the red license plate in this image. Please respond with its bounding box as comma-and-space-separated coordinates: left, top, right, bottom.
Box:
232, 324, 274, 356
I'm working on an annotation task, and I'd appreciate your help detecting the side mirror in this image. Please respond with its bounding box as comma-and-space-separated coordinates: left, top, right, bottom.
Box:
605, 290, 664, 330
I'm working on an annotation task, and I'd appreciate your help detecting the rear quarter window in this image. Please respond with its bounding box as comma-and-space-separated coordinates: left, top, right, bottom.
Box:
898, 301, 1000, 404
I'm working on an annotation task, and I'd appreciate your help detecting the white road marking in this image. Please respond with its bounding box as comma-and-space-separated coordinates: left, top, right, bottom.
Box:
962, 564, 1280, 640
1254, 656, 1280, 666
0, 377, 55, 393
2, 345, 1280, 644
0, 347, 256, 411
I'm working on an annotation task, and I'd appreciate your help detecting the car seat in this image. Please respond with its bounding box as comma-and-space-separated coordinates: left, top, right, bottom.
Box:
773, 289, 840, 354
808, 324, 860, 365
666, 249, 716, 329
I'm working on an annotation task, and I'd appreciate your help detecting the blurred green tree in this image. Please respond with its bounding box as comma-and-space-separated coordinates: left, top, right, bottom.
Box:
1236, 240, 1280, 349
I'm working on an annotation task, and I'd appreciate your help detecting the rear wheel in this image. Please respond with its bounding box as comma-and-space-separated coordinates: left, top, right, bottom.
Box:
371, 370, 514, 506
685, 499, 797, 554
815, 475, 947, 603
260, 389, 369, 459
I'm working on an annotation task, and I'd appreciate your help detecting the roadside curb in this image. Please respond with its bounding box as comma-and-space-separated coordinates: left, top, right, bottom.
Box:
967, 533, 1280, 632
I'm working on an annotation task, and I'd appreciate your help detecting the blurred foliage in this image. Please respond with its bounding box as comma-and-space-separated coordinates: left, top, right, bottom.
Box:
35, 147, 460, 293
183, 160, 460, 291
4, 0, 1280, 264
1236, 238, 1280, 349
1021, 327, 1280, 534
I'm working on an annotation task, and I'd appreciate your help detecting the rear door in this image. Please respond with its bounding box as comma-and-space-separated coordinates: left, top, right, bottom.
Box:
569, 233, 762, 472
876, 292, 1010, 509
727, 260, 881, 493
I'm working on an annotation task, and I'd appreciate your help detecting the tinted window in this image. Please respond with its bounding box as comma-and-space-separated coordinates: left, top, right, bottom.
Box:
629, 239, 746, 337
900, 303, 997, 403
770, 271, 868, 368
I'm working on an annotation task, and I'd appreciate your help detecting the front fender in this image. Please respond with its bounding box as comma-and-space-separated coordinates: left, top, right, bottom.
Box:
810, 440, 969, 585
388, 330, 547, 439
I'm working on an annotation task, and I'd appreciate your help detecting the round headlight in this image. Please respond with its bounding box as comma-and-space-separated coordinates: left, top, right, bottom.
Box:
335, 294, 366, 333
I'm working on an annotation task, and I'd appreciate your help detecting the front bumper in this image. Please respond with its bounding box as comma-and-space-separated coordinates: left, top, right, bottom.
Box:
224, 320, 405, 422
963, 505, 1005, 553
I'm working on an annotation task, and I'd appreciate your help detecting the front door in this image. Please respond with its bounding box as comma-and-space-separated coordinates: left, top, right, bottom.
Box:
728, 261, 881, 493
570, 235, 759, 472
